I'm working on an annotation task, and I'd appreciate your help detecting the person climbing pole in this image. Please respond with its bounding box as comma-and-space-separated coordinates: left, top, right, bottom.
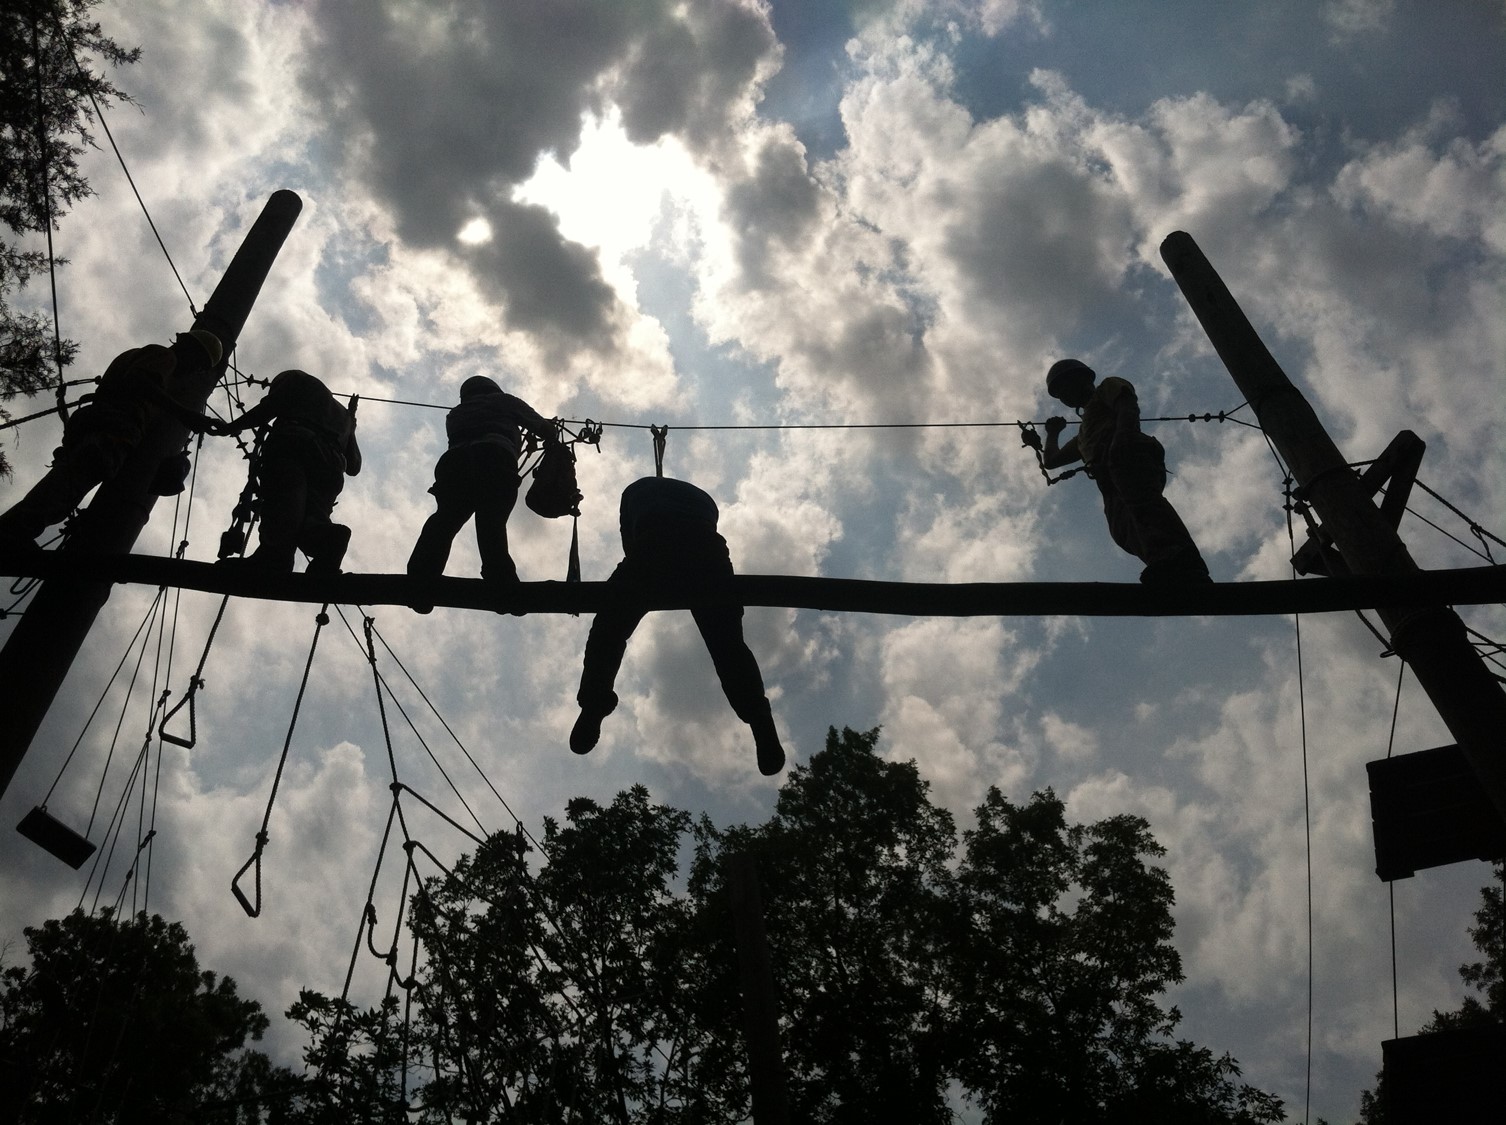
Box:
1033, 358, 1211, 585
210, 369, 360, 574
0, 330, 223, 547
405, 376, 559, 612
570, 476, 786, 776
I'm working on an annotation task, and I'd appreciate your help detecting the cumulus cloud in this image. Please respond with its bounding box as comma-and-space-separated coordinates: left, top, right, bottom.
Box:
296, 0, 780, 356
2, 5, 1501, 1121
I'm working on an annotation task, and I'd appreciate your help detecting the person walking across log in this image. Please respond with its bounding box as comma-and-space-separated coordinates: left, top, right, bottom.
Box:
211, 369, 360, 574
405, 376, 558, 612
0, 330, 222, 547
1035, 358, 1211, 584
570, 476, 786, 776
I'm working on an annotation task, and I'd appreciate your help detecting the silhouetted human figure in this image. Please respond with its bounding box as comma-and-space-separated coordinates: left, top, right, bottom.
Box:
406, 376, 556, 611
213, 369, 360, 574
571, 476, 785, 775
1038, 358, 1210, 584
0, 330, 222, 547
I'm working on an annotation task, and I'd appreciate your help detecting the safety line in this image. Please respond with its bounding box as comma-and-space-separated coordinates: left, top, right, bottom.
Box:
1384, 661, 1406, 1041
1280, 469, 1316, 1125
60, 33, 197, 316
40, 588, 161, 806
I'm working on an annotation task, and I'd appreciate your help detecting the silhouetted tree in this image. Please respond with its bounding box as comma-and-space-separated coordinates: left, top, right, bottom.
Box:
0, 907, 299, 1124
282, 992, 410, 1124
291, 726, 1283, 1122
689, 725, 959, 1122
1, 0, 138, 476
1358, 862, 1504, 1123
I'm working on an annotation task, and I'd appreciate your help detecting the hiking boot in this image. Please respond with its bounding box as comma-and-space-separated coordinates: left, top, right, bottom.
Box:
749, 704, 785, 776
570, 709, 606, 755
1140, 554, 1212, 586
304, 524, 351, 576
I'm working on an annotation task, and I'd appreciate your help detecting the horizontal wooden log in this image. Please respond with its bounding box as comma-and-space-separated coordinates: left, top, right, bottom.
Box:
3, 549, 1503, 618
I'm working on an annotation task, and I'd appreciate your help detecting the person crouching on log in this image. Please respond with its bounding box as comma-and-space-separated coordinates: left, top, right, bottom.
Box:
1038, 358, 1211, 585
211, 370, 360, 574
0, 330, 222, 548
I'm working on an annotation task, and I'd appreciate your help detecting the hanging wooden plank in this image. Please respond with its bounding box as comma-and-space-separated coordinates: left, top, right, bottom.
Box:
1368, 745, 1506, 881
2, 548, 1503, 618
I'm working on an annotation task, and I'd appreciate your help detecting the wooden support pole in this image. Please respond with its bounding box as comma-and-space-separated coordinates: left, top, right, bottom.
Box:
1160, 230, 1506, 824
726, 852, 791, 1124
0, 191, 303, 800
1, 550, 1502, 618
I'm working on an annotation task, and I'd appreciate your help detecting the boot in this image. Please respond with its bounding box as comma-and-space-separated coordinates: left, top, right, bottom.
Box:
748, 701, 785, 776
304, 523, 351, 576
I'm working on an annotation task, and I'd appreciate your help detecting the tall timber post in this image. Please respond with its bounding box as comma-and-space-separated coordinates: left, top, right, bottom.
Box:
0, 190, 303, 799
1159, 230, 1506, 824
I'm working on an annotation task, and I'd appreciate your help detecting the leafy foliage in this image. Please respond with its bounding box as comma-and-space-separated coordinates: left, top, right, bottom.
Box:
290, 726, 1285, 1122
1358, 862, 1505, 1123
0, 0, 138, 474
0, 907, 298, 1124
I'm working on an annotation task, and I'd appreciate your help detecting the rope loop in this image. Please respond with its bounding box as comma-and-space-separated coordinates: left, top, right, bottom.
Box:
158, 675, 204, 748
230, 605, 328, 918
231, 830, 267, 917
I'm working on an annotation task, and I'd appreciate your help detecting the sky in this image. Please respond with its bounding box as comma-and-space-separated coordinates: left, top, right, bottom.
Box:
2, 0, 1504, 1119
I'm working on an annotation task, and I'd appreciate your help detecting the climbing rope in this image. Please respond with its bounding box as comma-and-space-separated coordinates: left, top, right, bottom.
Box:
1280, 474, 1317, 1125
231, 603, 330, 917
156, 594, 230, 749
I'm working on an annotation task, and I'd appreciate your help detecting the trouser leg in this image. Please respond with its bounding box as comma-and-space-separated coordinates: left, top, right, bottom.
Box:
299, 475, 349, 574
576, 562, 646, 716
0, 433, 122, 542
692, 604, 770, 722
1102, 439, 1209, 580
407, 462, 475, 577
252, 455, 306, 570
473, 459, 520, 583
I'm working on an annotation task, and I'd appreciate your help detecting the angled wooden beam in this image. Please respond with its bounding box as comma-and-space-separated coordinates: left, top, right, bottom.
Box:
2, 549, 1503, 618
1161, 229, 1506, 825
0, 191, 303, 800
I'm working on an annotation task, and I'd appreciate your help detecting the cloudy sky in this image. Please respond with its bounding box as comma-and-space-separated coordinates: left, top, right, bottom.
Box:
3, 0, 1504, 1118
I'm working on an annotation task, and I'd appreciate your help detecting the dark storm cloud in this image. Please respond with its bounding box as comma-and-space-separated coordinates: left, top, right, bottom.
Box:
725, 137, 822, 284
301, 0, 778, 349
613, 0, 778, 151
941, 158, 1133, 339
461, 198, 621, 354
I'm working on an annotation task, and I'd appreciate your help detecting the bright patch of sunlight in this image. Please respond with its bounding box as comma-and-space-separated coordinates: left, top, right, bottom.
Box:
457, 217, 493, 245
515, 108, 714, 267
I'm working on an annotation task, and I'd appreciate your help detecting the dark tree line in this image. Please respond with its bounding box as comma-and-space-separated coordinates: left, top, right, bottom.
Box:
0, 908, 298, 1124
8, 734, 1499, 1121
1, 0, 138, 476
3, 727, 1300, 1122
291, 726, 1286, 1123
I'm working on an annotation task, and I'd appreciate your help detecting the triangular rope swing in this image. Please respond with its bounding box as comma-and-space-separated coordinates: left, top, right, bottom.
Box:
231, 602, 330, 917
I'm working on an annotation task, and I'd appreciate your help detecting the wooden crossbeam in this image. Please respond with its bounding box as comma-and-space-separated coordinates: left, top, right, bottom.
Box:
3, 549, 1503, 618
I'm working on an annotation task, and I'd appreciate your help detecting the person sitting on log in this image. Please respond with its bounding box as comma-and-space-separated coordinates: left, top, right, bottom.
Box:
1034, 358, 1211, 585
0, 330, 222, 548
404, 376, 558, 613
210, 369, 360, 574
570, 476, 786, 776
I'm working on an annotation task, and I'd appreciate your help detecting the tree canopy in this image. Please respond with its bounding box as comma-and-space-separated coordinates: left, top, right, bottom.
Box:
1358, 862, 1504, 1123
293, 725, 1284, 1123
0, 907, 298, 1124
1, 0, 139, 475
